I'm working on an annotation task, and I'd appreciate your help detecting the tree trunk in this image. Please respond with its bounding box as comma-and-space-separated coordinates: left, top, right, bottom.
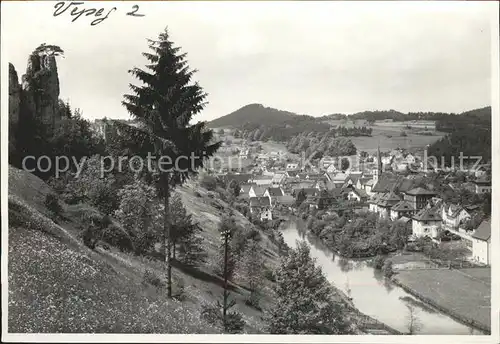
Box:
163, 172, 172, 298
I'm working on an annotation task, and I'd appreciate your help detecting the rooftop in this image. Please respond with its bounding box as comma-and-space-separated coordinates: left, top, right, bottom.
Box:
405, 187, 437, 196
249, 196, 271, 207
471, 219, 491, 241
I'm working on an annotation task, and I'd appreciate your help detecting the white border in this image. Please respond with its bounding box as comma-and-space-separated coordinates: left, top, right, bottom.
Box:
1, 1, 499, 343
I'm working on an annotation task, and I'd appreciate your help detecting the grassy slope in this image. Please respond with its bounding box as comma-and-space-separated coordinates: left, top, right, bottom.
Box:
7, 166, 279, 333
8, 166, 398, 334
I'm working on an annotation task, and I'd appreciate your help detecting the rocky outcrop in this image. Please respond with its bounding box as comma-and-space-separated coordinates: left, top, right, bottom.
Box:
9, 63, 21, 151
21, 52, 60, 128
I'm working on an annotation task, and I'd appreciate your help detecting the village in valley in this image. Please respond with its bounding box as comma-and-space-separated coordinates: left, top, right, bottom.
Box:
197, 119, 492, 333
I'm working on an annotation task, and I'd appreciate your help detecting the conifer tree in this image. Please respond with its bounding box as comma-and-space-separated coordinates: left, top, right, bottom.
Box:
265, 241, 352, 334
122, 28, 221, 297
239, 238, 264, 308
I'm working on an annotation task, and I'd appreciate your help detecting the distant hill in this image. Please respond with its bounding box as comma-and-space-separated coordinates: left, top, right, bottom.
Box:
207, 103, 307, 128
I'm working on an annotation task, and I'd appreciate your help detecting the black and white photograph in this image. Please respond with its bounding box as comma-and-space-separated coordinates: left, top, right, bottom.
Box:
1, 0, 499, 341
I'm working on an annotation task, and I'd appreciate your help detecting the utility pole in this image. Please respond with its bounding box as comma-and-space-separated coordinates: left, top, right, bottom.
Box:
220, 227, 231, 331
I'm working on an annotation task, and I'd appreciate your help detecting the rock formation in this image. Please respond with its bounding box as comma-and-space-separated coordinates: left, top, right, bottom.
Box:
9, 63, 21, 152
21, 51, 61, 128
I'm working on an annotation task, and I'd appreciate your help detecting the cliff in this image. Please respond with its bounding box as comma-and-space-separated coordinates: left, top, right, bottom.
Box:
21, 51, 61, 128
9, 63, 21, 151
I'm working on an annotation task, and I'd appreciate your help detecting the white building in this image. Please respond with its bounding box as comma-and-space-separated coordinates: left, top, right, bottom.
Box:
471, 219, 491, 265
441, 203, 471, 230
411, 206, 442, 239
260, 208, 273, 221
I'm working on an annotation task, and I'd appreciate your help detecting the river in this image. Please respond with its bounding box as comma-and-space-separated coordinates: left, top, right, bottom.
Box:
280, 218, 483, 335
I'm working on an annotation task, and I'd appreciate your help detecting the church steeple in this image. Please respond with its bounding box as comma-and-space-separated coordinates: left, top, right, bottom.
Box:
377, 145, 382, 176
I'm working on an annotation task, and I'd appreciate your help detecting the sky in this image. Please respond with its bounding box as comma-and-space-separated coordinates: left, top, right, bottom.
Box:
1, 1, 496, 122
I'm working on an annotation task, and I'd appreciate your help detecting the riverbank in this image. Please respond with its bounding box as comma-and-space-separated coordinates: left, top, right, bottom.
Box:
277, 220, 401, 335
392, 268, 491, 334
280, 216, 486, 334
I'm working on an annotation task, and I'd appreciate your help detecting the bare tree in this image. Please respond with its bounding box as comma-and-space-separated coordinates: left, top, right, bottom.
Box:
405, 304, 422, 334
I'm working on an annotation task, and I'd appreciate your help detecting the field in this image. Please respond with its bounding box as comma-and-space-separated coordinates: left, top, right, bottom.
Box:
323, 119, 446, 153
394, 268, 491, 331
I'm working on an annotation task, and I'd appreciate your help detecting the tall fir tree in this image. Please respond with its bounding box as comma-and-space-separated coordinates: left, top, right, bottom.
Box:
265, 240, 352, 334
122, 28, 221, 297
239, 238, 264, 308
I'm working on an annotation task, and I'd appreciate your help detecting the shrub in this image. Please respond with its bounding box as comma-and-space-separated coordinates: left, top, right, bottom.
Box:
173, 278, 186, 301
200, 174, 218, 191
44, 193, 63, 220
224, 312, 245, 333
200, 303, 245, 334
263, 266, 276, 282
142, 269, 164, 289
82, 225, 98, 250
373, 255, 386, 270
382, 260, 394, 278
101, 223, 134, 252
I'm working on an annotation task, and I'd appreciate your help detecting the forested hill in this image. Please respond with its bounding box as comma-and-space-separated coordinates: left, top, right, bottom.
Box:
208, 103, 310, 128
209, 104, 491, 129
208, 104, 491, 143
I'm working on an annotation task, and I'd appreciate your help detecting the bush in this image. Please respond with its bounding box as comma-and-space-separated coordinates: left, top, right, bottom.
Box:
142, 269, 164, 289
405, 242, 422, 252
44, 193, 63, 220
173, 278, 186, 301
382, 260, 394, 278
263, 266, 276, 282
224, 312, 245, 333
101, 223, 135, 252
200, 303, 245, 334
200, 174, 218, 191
373, 255, 386, 270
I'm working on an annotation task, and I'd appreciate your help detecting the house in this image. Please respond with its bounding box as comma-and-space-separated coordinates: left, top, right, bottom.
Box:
441, 203, 471, 230
325, 172, 348, 186
292, 187, 319, 201
321, 156, 338, 170
253, 175, 273, 186
249, 195, 272, 212
347, 188, 368, 203
271, 172, 287, 186
471, 219, 491, 265
264, 187, 285, 205
411, 205, 442, 239
259, 208, 273, 221
390, 200, 416, 220
355, 176, 372, 190
239, 183, 255, 195
364, 179, 375, 196
377, 192, 402, 218
472, 178, 491, 194
276, 194, 295, 207
249, 185, 266, 198
286, 163, 299, 170
404, 187, 436, 211
368, 194, 382, 213
222, 173, 253, 185
285, 170, 300, 178
344, 172, 363, 188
